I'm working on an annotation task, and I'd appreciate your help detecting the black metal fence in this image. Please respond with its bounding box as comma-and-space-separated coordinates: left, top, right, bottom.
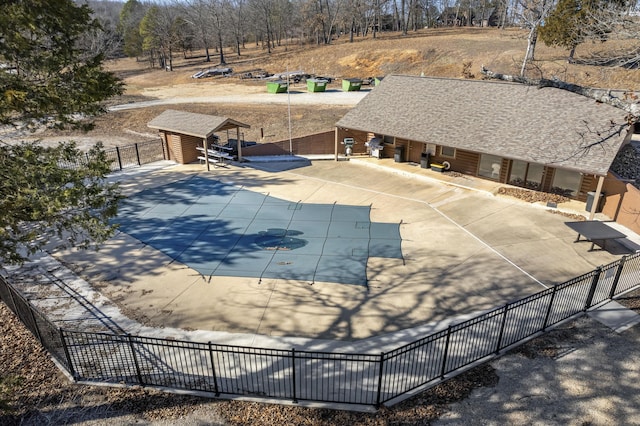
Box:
2, 251, 640, 408
103, 140, 166, 171
61, 140, 166, 172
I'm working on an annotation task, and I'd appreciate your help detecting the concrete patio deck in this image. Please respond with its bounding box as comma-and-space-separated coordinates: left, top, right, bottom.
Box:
51, 158, 635, 344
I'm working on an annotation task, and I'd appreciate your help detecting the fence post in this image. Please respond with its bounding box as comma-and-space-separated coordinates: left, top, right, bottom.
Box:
208, 342, 220, 396
291, 348, 298, 403
608, 256, 627, 299
127, 334, 144, 385
116, 146, 123, 171
28, 305, 43, 344
59, 328, 77, 379
5, 282, 18, 314
542, 285, 559, 331
375, 352, 385, 408
135, 143, 141, 166
440, 326, 453, 379
584, 267, 603, 311
494, 304, 509, 354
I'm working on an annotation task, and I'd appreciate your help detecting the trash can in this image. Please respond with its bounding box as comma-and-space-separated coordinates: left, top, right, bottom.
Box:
342, 137, 355, 156
394, 146, 404, 163
266, 80, 288, 93
420, 152, 430, 168
585, 191, 605, 213
342, 78, 363, 92
307, 78, 328, 92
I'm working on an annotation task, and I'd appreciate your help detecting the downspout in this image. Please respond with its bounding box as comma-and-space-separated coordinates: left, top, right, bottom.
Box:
334, 127, 339, 161
588, 175, 605, 220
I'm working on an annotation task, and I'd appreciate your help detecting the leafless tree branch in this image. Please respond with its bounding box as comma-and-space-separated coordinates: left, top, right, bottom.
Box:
480, 66, 640, 122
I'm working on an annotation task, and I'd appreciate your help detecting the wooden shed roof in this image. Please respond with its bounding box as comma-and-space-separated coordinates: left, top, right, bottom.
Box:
148, 110, 250, 139
336, 75, 631, 176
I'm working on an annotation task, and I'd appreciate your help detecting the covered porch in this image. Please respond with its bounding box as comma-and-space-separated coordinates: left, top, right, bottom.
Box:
148, 109, 250, 170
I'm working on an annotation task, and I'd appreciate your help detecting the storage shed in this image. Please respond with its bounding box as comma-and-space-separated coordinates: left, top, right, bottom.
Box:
148, 110, 250, 167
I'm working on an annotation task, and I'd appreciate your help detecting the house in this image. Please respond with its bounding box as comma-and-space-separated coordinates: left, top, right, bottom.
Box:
437, 6, 499, 26
335, 75, 633, 203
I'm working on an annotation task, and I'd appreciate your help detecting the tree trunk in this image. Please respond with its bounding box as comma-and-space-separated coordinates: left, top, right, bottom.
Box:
350, 19, 355, 42
264, 11, 272, 53
218, 30, 226, 64
521, 26, 538, 77
481, 66, 640, 119
499, 0, 507, 29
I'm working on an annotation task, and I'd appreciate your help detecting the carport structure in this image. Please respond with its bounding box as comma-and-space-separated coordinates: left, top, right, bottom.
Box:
148, 109, 250, 168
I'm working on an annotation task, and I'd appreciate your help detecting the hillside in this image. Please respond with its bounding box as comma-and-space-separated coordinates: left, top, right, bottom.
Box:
33, 27, 640, 149
113, 27, 639, 91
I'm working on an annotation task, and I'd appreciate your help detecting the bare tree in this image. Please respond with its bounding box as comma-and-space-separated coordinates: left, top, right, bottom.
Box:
249, 0, 277, 52
227, 0, 247, 55
572, 5, 640, 69
140, 4, 184, 70
480, 66, 638, 169
206, 0, 229, 64
302, 0, 344, 44
80, 0, 124, 58
179, 0, 215, 61
481, 66, 639, 124
515, 0, 554, 77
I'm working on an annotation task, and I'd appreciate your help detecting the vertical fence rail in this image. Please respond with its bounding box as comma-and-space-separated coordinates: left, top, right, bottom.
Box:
291, 348, 298, 403
60, 329, 76, 378
613, 253, 640, 295
543, 285, 558, 330
2, 252, 640, 408
127, 335, 144, 385
439, 326, 452, 379
609, 255, 627, 299
135, 143, 141, 166
208, 342, 220, 396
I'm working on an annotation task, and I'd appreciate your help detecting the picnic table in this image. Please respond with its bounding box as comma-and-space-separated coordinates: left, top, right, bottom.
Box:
565, 221, 626, 251
197, 145, 235, 167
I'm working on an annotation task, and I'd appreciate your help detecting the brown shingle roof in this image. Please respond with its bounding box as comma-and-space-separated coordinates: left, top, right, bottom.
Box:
336, 75, 630, 175
147, 110, 250, 139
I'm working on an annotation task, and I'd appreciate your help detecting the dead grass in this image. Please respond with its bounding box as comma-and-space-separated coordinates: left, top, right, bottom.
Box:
33, 27, 638, 150
35, 103, 351, 150
106, 27, 640, 91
